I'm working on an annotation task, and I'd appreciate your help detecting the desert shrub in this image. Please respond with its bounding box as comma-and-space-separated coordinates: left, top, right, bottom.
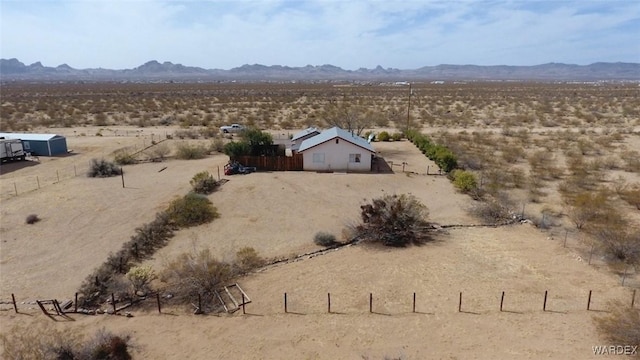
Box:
451, 170, 478, 193
469, 193, 516, 224
114, 150, 136, 165
26, 214, 40, 224
126, 265, 157, 294
595, 301, 640, 357
87, 158, 122, 177
210, 137, 225, 153
223, 141, 250, 157
314, 231, 338, 247
591, 226, 640, 266
620, 186, 640, 210
167, 193, 218, 228
199, 126, 219, 139
234, 247, 266, 274
377, 131, 391, 142
565, 190, 612, 229
391, 132, 403, 141
190, 171, 220, 194
174, 128, 200, 139
161, 248, 232, 308
355, 194, 432, 247
0, 324, 131, 360
148, 142, 170, 160
175, 142, 208, 160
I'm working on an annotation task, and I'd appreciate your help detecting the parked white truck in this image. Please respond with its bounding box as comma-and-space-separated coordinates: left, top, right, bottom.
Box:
0, 138, 26, 162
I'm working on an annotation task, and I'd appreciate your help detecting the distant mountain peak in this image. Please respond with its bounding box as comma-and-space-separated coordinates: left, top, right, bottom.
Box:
1, 58, 638, 81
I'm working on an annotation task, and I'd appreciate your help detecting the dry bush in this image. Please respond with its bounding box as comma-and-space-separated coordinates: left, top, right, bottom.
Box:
148, 142, 171, 160
190, 171, 220, 194
0, 324, 132, 360
355, 194, 432, 247
595, 301, 640, 357
469, 192, 517, 224
25, 214, 40, 224
620, 185, 640, 210
591, 226, 640, 266
209, 137, 225, 153
161, 248, 233, 307
564, 189, 612, 229
234, 247, 266, 275
113, 149, 137, 165
175, 142, 208, 160
314, 231, 338, 247
87, 158, 122, 178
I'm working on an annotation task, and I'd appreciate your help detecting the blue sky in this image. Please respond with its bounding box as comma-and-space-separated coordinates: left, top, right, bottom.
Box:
1, 0, 638, 70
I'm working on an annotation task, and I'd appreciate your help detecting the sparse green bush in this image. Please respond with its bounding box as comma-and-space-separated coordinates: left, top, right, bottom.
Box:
223, 141, 250, 157
126, 265, 157, 294
175, 142, 208, 160
190, 171, 220, 194
87, 158, 122, 177
451, 170, 478, 193
391, 132, 403, 141
167, 193, 218, 228
355, 194, 432, 247
314, 231, 338, 247
26, 214, 40, 224
377, 131, 391, 142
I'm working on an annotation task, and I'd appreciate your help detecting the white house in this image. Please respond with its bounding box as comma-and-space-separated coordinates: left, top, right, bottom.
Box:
290, 127, 320, 153
298, 127, 375, 172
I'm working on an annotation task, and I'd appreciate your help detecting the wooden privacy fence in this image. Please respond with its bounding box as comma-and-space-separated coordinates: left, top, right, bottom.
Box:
232, 154, 303, 171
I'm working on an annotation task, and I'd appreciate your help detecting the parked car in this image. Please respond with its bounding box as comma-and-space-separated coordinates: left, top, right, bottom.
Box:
220, 124, 245, 134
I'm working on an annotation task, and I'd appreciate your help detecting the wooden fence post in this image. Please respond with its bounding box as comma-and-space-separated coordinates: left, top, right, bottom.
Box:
241, 294, 246, 314
284, 293, 288, 313
458, 292, 462, 312
587, 290, 592, 311
369, 293, 373, 313
157, 293, 161, 314
500, 291, 505, 312
111, 293, 117, 315
327, 293, 331, 313
543, 290, 548, 311
632, 289, 636, 308
412, 292, 416, 313
11, 293, 18, 313
121, 168, 125, 188
75, 293, 78, 313
217, 166, 221, 181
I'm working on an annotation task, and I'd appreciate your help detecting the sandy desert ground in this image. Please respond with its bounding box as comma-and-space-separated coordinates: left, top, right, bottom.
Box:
1, 125, 638, 359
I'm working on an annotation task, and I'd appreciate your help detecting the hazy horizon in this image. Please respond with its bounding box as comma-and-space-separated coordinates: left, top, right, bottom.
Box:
2, 0, 639, 70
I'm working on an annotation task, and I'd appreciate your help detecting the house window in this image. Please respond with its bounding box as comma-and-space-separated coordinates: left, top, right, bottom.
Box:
313, 153, 325, 163
349, 153, 361, 163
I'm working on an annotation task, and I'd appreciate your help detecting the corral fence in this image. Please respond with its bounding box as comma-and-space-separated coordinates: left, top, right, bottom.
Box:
0, 163, 91, 200
232, 154, 303, 171
2, 287, 637, 318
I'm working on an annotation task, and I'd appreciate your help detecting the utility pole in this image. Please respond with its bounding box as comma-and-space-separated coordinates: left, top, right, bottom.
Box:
406, 83, 412, 133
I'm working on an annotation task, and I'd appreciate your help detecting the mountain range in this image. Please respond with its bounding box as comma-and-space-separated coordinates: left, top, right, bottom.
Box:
1, 58, 638, 82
